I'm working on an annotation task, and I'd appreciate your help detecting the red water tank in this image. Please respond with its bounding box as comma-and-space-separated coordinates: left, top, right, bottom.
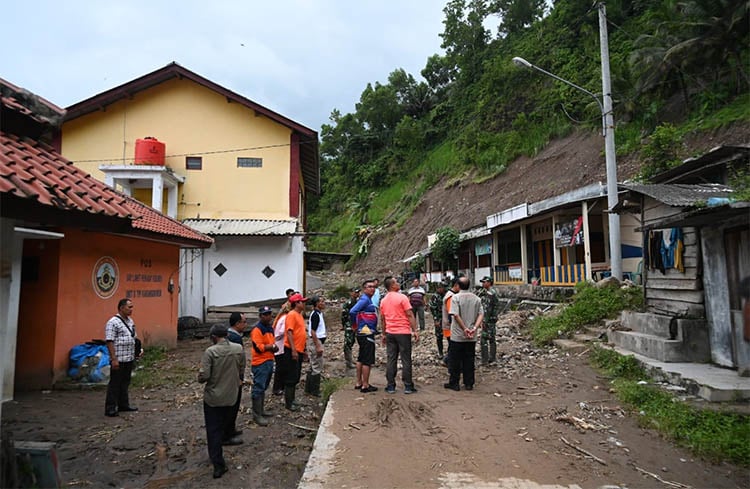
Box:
134, 137, 166, 165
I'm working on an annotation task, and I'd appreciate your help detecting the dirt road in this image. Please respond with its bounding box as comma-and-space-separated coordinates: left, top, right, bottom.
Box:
3, 307, 748, 488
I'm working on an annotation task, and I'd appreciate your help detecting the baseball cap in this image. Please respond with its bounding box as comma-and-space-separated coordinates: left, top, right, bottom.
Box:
209, 323, 229, 337
259, 305, 273, 315
351, 287, 361, 293
288, 292, 308, 303
480, 276, 493, 283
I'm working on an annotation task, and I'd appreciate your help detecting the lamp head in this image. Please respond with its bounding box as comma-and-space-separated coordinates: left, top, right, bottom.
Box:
512, 57, 532, 69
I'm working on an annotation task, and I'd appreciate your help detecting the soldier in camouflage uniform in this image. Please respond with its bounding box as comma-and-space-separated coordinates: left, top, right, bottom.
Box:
341, 287, 360, 369
428, 282, 447, 358
477, 276, 500, 365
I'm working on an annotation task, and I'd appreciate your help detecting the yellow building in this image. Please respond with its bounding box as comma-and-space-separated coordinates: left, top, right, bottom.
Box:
61, 63, 319, 317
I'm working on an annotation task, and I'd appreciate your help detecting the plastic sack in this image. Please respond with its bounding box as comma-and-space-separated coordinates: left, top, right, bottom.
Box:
68, 343, 110, 382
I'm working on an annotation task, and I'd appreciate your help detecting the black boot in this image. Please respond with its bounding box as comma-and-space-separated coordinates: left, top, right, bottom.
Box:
252, 396, 269, 426
489, 341, 497, 364
309, 374, 321, 397
436, 337, 444, 358
481, 342, 489, 365
284, 385, 300, 411
260, 393, 273, 417
304, 372, 314, 395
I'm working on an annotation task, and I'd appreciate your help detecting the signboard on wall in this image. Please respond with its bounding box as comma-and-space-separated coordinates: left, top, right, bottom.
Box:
474, 237, 492, 256
555, 216, 584, 248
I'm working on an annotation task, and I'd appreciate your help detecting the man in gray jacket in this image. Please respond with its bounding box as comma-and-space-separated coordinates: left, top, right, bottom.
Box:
198, 324, 245, 479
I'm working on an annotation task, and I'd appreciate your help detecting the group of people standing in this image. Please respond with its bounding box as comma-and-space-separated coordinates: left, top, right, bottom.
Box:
341, 274, 502, 395
103, 274, 502, 479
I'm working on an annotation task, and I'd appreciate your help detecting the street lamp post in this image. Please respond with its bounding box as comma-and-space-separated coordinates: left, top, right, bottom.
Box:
511, 5, 622, 281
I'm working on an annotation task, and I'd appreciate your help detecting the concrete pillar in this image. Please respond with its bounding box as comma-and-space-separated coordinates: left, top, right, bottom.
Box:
167, 184, 178, 219
520, 224, 528, 283
583, 201, 592, 280
152, 175, 164, 213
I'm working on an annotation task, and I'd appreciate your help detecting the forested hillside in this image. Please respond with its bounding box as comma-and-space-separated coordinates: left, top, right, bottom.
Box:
308, 0, 750, 263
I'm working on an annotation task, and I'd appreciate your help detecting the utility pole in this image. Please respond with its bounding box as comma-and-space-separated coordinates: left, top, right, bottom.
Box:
598, 1, 622, 280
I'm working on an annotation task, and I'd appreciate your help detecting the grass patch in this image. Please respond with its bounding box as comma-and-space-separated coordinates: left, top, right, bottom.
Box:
131, 346, 193, 389
321, 377, 350, 404
591, 346, 750, 466
531, 282, 643, 345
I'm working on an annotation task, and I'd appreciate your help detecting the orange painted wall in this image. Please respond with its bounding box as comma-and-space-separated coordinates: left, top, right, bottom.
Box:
15, 228, 181, 388
16, 239, 61, 389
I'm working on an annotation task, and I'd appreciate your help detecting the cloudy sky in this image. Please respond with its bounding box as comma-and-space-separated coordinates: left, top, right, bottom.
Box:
2, 1, 447, 132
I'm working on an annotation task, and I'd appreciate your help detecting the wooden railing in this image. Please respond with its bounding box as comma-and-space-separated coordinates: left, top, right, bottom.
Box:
539, 263, 587, 286
494, 264, 524, 284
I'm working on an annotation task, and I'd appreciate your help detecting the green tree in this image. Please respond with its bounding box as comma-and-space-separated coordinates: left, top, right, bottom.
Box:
491, 0, 546, 36
432, 227, 461, 272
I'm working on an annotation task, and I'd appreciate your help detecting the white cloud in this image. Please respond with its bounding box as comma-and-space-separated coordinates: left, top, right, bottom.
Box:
1, 0, 445, 130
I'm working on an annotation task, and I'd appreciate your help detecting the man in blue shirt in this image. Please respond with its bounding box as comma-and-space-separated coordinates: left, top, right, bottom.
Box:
349, 279, 379, 393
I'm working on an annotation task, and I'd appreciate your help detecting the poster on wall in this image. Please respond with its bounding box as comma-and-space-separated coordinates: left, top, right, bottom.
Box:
555, 216, 584, 248
92, 256, 119, 299
474, 237, 492, 256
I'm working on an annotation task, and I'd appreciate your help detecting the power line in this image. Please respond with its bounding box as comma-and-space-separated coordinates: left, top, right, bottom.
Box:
71, 139, 318, 164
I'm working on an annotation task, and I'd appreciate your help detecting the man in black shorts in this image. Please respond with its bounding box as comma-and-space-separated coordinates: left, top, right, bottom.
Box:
349, 279, 379, 393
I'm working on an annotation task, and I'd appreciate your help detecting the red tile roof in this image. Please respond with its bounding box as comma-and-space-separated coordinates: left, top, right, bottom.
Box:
1, 79, 213, 248
125, 198, 214, 244
1, 132, 135, 218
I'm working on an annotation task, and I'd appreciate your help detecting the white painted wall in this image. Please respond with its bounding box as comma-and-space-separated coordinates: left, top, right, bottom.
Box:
0, 218, 23, 425
179, 235, 304, 318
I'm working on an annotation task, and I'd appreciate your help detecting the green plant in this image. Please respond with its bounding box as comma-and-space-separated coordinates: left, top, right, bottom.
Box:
590, 346, 750, 466
638, 123, 684, 180
331, 283, 352, 299
531, 281, 644, 345
131, 346, 193, 389
431, 226, 461, 271
410, 253, 426, 274
321, 377, 350, 404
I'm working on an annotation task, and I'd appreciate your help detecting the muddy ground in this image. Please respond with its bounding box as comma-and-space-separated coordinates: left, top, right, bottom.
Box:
3, 299, 748, 489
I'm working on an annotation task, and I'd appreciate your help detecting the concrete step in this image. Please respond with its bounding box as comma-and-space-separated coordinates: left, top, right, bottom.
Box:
612, 346, 750, 402
584, 325, 607, 337
609, 330, 688, 362
621, 311, 673, 338
552, 338, 588, 352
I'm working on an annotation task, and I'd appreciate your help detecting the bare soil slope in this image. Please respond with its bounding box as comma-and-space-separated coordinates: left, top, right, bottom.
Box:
358, 124, 750, 275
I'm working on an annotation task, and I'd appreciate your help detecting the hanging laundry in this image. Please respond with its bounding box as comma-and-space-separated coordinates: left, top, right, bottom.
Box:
650, 230, 665, 274
671, 227, 684, 273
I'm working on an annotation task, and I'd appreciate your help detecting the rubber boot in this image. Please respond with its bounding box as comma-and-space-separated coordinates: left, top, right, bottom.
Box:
260, 394, 273, 417
344, 349, 355, 369
481, 342, 489, 365
309, 374, 321, 397
436, 337, 443, 358
489, 341, 497, 364
252, 396, 269, 426
284, 385, 300, 412
304, 372, 314, 395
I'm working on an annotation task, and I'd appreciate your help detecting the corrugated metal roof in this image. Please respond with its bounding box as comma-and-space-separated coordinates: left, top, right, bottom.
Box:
621, 183, 734, 207
183, 219, 298, 236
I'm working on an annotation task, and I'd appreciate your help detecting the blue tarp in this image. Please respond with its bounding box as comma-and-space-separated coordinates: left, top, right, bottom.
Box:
68, 343, 110, 382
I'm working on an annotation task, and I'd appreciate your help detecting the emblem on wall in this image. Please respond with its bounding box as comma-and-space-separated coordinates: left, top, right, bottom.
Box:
93, 256, 119, 299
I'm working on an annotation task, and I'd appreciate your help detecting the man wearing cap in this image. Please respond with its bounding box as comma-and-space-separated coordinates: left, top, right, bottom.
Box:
477, 276, 501, 365
341, 287, 360, 369
283, 293, 308, 411
225, 312, 248, 439
198, 323, 245, 479
429, 282, 447, 359
250, 306, 278, 425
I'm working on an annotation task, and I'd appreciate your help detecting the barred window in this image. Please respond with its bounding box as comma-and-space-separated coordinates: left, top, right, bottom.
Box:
186, 156, 202, 170
237, 157, 262, 168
